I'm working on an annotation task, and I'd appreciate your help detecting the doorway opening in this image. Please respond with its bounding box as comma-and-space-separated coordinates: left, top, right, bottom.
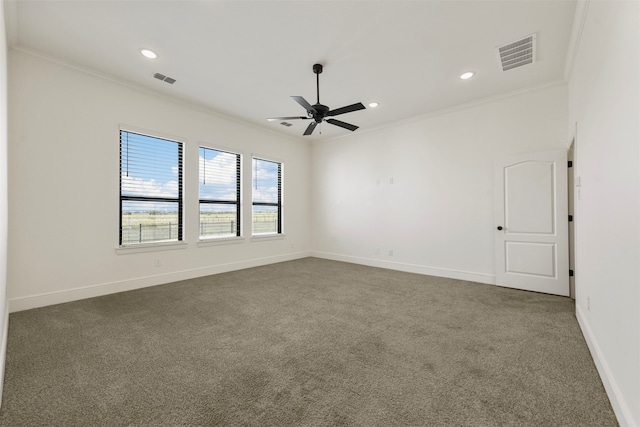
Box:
568, 139, 575, 299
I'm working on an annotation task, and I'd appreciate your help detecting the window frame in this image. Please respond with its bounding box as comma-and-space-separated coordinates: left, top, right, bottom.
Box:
119, 128, 184, 247
251, 156, 283, 236
198, 145, 242, 240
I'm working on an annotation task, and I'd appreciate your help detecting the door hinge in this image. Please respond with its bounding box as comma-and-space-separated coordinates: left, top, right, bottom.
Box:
569, 269, 574, 277
568, 160, 573, 167
568, 215, 573, 222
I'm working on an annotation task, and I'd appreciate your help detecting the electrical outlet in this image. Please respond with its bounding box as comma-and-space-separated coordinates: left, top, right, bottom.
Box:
154, 259, 161, 268
375, 248, 380, 255
389, 249, 394, 256
587, 297, 591, 312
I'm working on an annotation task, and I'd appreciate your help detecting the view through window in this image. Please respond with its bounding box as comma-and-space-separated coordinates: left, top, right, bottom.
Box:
252, 157, 282, 235
119, 130, 183, 245
199, 146, 241, 239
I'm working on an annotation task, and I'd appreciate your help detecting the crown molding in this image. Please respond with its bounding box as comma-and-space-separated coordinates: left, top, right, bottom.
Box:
3, 1, 18, 48
314, 80, 568, 146
564, 0, 591, 82
9, 46, 308, 145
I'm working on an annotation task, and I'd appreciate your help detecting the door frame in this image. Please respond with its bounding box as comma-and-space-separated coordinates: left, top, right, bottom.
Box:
568, 139, 576, 299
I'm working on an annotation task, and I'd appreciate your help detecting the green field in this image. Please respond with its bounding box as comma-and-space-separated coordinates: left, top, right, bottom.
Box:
121, 211, 278, 244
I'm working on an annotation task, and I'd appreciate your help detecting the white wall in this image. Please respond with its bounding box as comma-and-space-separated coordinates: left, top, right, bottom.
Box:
568, 1, 640, 425
0, 0, 9, 404
311, 84, 568, 283
7, 50, 311, 311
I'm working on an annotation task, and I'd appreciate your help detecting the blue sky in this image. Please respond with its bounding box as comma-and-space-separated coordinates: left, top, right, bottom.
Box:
121, 132, 280, 214
121, 132, 180, 200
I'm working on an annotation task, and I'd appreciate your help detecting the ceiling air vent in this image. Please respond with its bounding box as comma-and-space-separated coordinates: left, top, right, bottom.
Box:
153, 73, 176, 84
497, 33, 536, 71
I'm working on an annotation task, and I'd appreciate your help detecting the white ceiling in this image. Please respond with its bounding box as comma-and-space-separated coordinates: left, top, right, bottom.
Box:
5, 0, 577, 140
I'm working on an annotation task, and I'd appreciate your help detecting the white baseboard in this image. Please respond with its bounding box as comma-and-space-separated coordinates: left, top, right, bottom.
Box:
8, 251, 312, 313
310, 251, 496, 285
0, 302, 8, 409
576, 304, 637, 427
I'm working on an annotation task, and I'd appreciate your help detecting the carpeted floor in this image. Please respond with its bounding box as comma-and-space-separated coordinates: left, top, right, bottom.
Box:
0, 258, 617, 426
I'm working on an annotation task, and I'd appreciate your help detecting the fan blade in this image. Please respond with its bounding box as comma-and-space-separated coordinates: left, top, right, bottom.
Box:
292, 96, 316, 114
327, 102, 365, 117
303, 121, 317, 136
267, 116, 309, 122
326, 119, 359, 132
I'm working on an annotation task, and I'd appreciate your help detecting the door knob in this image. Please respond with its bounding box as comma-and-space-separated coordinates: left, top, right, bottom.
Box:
497, 226, 503, 230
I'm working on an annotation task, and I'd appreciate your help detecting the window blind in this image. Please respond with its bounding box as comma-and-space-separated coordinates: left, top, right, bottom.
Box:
119, 130, 183, 245
199, 147, 241, 238
252, 157, 282, 235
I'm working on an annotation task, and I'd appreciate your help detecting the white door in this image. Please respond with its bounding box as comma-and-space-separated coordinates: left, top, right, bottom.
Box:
494, 149, 569, 296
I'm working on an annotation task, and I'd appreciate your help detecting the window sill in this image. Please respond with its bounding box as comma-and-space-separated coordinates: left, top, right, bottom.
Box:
115, 242, 188, 255
251, 233, 286, 242
197, 236, 245, 247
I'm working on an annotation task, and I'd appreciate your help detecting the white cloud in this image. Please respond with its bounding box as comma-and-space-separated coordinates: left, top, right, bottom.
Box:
199, 152, 237, 186
121, 175, 179, 198
252, 186, 278, 203
252, 159, 279, 203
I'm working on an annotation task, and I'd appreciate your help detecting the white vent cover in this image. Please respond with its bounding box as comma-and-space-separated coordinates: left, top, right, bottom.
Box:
497, 34, 536, 71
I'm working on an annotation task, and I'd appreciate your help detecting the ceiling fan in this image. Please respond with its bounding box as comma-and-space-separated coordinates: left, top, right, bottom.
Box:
268, 63, 365, 136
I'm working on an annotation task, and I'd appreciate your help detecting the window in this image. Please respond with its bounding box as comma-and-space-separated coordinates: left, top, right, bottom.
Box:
199, 146, 241, 239
119, 130, 183, 245
252, 157, 282, 235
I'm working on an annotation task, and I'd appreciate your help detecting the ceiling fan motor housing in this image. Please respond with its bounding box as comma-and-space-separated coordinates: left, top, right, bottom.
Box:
312, 104, 329, 122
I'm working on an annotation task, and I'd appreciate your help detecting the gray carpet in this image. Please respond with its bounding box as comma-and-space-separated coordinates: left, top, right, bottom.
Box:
0, 258, 617, 426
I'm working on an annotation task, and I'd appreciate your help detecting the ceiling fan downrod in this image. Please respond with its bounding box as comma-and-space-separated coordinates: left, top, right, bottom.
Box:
313, 63, 323, 105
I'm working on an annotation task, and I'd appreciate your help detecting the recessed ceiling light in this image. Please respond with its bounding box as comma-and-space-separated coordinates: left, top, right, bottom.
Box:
368, 102, 379, 108
460, 71, 475, 80
140, 49, 158, 59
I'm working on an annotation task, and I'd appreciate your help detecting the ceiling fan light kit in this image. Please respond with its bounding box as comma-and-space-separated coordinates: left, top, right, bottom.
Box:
268, 63, 365, 136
